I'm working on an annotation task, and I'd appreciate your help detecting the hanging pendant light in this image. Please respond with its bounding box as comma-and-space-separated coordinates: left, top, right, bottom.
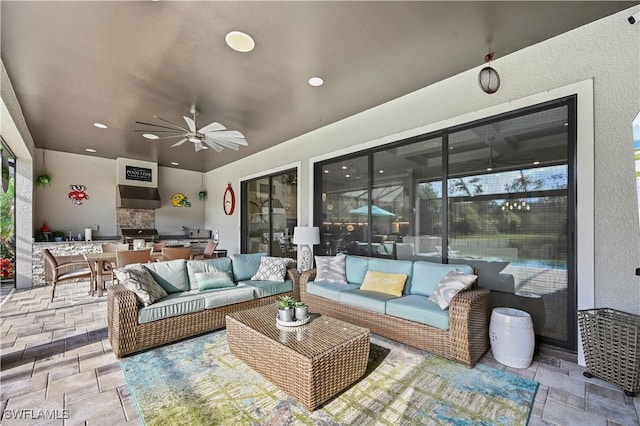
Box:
478, 49, 500, 94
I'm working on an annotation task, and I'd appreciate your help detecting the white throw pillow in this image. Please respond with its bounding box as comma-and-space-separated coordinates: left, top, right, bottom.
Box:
251, 257, 293, 282
115, 264, 168, 306
314, 255, 347, 283
428, 269, 477, 310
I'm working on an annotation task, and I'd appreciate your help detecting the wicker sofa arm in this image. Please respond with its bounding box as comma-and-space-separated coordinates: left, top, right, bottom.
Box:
107, 283, 140, 358
299, 268, 317, 302
447, 286, 490, 366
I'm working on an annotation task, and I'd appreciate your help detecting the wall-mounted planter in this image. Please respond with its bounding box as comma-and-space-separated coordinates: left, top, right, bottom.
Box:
36, 174, 52, 187
198, 191, 207, 201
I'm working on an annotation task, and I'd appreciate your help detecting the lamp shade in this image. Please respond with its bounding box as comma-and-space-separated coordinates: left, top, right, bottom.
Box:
292, 226, 320, 245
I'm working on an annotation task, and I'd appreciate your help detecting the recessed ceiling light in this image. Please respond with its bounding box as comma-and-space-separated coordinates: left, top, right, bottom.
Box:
345, 174, 350, 178
341, 165, 348, 170
85, 148, 97, 153
308, 77, 324, 87
225, 31, 255, 52
93, 123, 107, 129
378, 170, 384, 174
486, 167, 493, 171
324, 170, 329, 174
171, 162, 179, 166
533, 161, 540, 165
202, 146, 208, 150
143, 133, 159, 140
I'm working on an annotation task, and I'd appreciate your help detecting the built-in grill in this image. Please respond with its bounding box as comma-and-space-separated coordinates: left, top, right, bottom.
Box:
120, 228, 159, 246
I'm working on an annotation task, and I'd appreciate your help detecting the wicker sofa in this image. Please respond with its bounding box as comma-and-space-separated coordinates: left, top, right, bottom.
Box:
300, 256, 490, 367
107, 253, 299, 358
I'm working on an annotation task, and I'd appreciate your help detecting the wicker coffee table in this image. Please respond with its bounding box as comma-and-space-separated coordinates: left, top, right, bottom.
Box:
226, 304, 370, 411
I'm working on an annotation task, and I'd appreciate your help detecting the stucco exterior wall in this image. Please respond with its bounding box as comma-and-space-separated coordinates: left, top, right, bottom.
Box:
205, 7, 640, 315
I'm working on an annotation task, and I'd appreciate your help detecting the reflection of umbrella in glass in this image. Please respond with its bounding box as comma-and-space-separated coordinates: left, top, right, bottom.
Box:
350, 205, 396, 216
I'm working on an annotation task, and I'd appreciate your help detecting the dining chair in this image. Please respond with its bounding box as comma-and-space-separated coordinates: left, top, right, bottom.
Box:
42, 248, 93, 301
193, 241, 219, 260
101, 243, 130, 252
153, 242, 166, 253
111, 248, 153, 284
161, 246, 192, 261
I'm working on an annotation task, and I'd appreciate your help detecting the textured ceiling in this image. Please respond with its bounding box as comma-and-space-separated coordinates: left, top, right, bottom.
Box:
1, 1, 635, 172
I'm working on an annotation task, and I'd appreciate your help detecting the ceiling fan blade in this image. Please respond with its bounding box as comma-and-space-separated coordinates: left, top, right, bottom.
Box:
198, 121, 226, 133
194, 141, 205, 152
134, 130, 184, 134
202, 138, 225, 152
170, 138, 188, 147
206, 137, 241, 151
153, 115, 190, 133
135, 121, 184, 132
155, 135, 187, 140
183, 116, 197, 133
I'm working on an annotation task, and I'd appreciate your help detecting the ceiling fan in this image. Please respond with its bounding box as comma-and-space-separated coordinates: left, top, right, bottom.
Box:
135, 107, 248, 153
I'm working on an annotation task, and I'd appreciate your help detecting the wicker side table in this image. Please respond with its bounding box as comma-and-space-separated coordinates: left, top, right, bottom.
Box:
226, 303, 370, 411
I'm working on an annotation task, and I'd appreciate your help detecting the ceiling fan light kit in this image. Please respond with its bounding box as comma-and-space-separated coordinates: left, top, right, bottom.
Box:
135, 107, 248, 153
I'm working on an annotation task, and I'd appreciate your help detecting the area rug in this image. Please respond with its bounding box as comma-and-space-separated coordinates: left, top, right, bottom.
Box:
120, 330, 538, 425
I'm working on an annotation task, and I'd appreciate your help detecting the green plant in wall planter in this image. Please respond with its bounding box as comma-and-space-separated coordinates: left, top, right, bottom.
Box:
36, 174, 52, 187
198, 190, 207, 201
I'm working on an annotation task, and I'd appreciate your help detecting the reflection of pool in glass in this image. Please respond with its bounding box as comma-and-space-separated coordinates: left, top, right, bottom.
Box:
509, 258, 567, 270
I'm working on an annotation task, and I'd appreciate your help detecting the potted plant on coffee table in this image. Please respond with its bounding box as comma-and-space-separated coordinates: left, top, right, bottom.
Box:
294, 301, 309, 321
277, 295, 295, 322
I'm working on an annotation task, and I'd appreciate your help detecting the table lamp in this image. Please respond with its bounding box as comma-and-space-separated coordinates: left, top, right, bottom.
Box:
292, 226, 320, 272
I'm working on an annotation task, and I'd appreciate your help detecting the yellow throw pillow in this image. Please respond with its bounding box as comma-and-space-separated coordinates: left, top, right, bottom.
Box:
360, 270, 408, 297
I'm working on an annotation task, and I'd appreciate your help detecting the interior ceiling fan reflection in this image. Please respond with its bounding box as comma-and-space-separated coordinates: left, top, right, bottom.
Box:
134, 106, 248, 153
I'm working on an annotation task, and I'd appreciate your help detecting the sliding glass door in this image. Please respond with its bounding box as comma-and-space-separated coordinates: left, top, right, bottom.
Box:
241, 169, 297, 257
314, 97, 576, 350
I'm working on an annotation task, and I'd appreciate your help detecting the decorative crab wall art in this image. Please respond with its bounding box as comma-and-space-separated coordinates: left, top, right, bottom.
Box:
171, 192, 191, 208
68, 184, 89, 205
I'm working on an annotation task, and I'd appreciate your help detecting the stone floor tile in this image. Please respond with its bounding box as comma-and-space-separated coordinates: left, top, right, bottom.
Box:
66, 389, 126, 426
506, 365, 536, 379
2, 389, 64, 426
51, 328, 84, 341
586, 392, 640, 425
46, 370, 97, 400
79, 350, 116, 372
32, 353, 79, 380
23, 340, 66, 360
535, 367, 586, 398
0, 373, 48, 401
528, 414, 554, 425
548, 387, 586, 409
587, 382, 628, 404
543, 399, 607, 426
14, 331, 52, 347
570, 370, 628, 393
97, 368, 127, 393
1, 357, 36, 383
64, 340, 104, 356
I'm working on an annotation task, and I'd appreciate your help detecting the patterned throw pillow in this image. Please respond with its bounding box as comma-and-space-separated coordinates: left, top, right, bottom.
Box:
250, 257, 293, 282
360, 270, 408, 297
314, 255, 347, 283
114, 264, 168, 306
428, 269, 478, 310
195, 271, 235, 291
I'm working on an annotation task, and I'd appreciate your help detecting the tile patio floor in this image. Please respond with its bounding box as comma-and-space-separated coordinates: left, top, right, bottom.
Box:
1, 282, 639, 425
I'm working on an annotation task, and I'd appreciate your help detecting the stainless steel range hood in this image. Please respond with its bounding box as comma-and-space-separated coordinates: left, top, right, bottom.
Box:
117, 185, 161, 209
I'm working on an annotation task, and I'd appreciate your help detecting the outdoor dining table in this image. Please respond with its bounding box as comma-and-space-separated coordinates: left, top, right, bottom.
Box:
84, 251, 162, 297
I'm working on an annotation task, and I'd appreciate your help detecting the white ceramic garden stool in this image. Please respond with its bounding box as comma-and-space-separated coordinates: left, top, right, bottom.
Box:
489, 307, 535, 369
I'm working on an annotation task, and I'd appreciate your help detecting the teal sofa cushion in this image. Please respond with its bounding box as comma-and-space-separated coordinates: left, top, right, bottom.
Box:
345, 256, 369, 284
231, 253, 266, 282
339, 289, 398, 314
195, 271, 235, 291
306, 281, 360, 301
201, 286, 256, 309
386, 295, 449, 330
186, 258, 233, 290
143, 259, 189, 293
138, 291, 204, 324
367, 258, 413, 294
238, 279, 293, 298
407, 262, 473, 297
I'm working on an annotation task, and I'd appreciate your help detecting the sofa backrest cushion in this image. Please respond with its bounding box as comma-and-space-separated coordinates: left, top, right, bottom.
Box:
231, 253, 266, 282
345, 256, 370, 284
195, 271, 236, 291
367, 258, 413, 293
143, 259, 189, 293
408, 261, 474, 297
186, 258, 233, 291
